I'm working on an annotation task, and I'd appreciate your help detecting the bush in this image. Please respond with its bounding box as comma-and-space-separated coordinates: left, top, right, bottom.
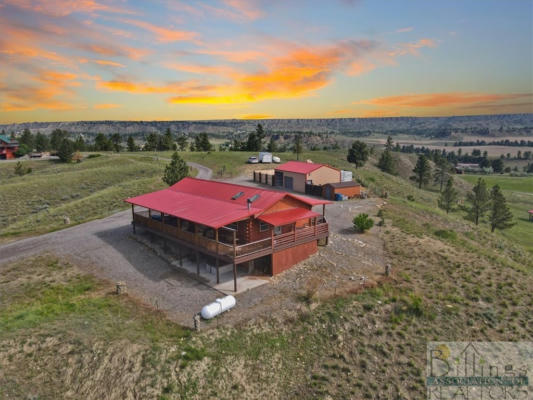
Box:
87, 153, 102, 159
353, 213, 374, 233
434, 229, 457, 240
406, 194, 415, 201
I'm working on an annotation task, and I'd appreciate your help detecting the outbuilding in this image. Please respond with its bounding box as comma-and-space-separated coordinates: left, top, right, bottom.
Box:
323, 181, 362, 200
274, 161, 340, 193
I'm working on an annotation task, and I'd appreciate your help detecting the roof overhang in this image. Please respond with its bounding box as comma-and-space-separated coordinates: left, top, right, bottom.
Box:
257, 208, 321, 226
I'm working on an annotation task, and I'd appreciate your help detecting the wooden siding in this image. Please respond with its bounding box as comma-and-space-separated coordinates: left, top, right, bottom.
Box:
308, 166, 341, 186
272, 241, 318, 274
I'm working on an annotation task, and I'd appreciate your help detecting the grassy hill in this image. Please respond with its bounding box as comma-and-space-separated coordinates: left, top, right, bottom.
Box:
1, 150, 532, 399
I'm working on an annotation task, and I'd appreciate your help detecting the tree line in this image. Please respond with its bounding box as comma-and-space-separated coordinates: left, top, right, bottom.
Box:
453, 139, 533, 147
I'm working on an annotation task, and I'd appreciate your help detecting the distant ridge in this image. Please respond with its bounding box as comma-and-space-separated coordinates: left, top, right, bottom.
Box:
1, 114, 532, 137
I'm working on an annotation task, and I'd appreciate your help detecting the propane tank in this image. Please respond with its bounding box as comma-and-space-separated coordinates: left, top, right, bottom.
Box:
200, 295, 236, 319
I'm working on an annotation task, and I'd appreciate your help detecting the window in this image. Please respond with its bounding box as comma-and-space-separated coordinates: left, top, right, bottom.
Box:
259, 222, 270, 232
274, 226, 282, 235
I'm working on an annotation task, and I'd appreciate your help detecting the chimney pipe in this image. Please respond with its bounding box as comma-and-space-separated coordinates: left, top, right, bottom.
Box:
247, 199, 251, 211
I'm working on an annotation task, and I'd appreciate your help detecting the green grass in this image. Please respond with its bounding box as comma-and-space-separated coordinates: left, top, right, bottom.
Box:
0, 153, 168, 238
460, 174, 533, 253
461, 174, 533, 193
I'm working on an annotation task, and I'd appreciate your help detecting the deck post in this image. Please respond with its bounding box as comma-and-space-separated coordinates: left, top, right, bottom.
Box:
195, 224, 199, 276
271, 228, 274, 250
131, 204, 136, 233
148, 208, 152, 218
322, 204, 325, 217
233, 262, 237, 292
233, 230, 237, 292
215, 229, 220, 284
314, 217, 317, 235
293, 223, 297, 242
179, 246, 183, 266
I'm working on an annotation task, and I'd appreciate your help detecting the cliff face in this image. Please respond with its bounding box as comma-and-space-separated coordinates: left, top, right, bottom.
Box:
1, 114, 532, 137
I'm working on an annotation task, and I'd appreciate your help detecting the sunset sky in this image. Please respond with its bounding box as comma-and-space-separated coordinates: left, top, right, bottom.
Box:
0, 0, 532, 123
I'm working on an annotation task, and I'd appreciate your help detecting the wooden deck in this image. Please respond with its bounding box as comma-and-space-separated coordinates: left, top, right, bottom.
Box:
132, 212, 328, 264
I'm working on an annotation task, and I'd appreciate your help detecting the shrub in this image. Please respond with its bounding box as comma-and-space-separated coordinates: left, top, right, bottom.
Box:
434, 229, 457, 240
87, 153, 102, 159
406, 194, 415, 201
353, 213, 374, 233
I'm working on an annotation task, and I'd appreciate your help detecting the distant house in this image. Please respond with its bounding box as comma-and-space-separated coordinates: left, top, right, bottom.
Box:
126, 177, 330, 291
529, 210, 533, 222
274, 161, 341, 193
455, 163, 481, 174
0, 135, 19, 160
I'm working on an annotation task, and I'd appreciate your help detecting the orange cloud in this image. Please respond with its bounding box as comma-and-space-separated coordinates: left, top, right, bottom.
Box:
221, 0, 264, 20
119, 18, 197, 42
359, 92, 531, 107
94, 103, 121, 109
3, 0, 138, 17
239, 114, 273, 119
94, 59, 125, 67
164, 63, 238, 77
78, 43, 150, 60
346, 59, 376, 76
0, 69, 80, 112
97, 80, 216, 95
195, 49, 264, 63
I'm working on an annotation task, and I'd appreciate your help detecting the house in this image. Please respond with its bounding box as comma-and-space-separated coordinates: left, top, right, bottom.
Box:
529, 210, 533, 222
323, 181, 362, 200
0, 135, 19, 160
125, 177, 330, 291
274, 161, 340, 193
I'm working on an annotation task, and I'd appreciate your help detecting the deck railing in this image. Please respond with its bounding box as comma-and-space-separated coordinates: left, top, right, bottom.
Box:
133, 212, 328, 260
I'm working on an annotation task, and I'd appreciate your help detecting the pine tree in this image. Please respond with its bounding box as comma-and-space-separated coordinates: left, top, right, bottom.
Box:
74, 136, 86, 151
294, 134, 302, 161
438, 177, 458, 214
19, 129, 34, 150
35, 132, 49, 152
162, 128, 174, 150
57, 139, 74, 163
110, 133, 121, 152
385, 136, 394, 151
176, 135, 188, 151
144, 133, 158, 151
267, 136, 277, 152
127, 136, 136, 152
489, 185, 514, 232
411, 154, 431, 189
377, 149, 395, 174
434, 158, 451, 192
465, 178, 490, 225
347, 140, 369, 168
163, 152, 189, 185
256, 124, 265, 146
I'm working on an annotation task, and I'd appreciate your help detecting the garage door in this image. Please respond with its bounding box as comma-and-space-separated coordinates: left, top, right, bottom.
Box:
284, 176, 293, 190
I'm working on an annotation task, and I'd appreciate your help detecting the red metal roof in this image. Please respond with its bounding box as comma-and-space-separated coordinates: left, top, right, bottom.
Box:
125, 177, 328, 228
257, 208, 321, 226
275, 161, 330, 174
